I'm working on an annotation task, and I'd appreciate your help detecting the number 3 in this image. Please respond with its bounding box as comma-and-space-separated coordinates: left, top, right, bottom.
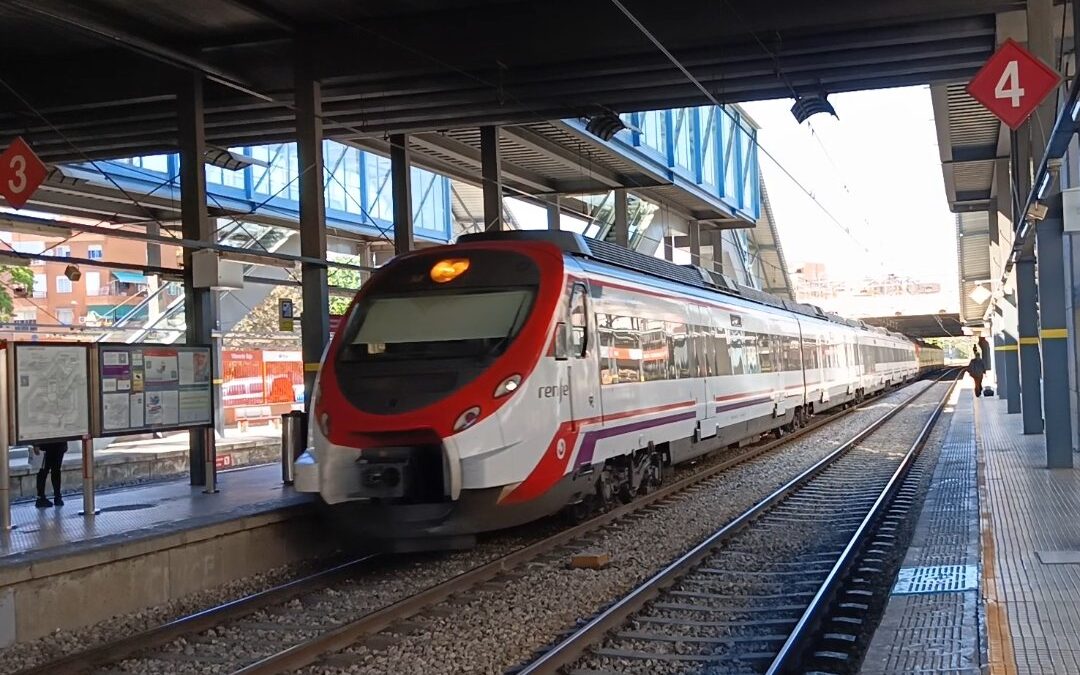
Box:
995, 60, 1025, 108
7, 154, 26, 194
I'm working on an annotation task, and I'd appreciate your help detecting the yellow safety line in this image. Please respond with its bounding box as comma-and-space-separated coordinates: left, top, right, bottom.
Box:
1018, 337, 1040, 346
1041, 328, 1068, 339
995, 345, 1019, 352
211, 378, 223, 385
304, 363, 321, 372
976, 402, 1018, 675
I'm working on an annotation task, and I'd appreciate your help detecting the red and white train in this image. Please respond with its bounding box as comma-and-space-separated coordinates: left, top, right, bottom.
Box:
294, 231, 943, 549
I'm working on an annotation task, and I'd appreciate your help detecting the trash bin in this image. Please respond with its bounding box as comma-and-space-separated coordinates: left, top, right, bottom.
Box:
281, 411, 307, 485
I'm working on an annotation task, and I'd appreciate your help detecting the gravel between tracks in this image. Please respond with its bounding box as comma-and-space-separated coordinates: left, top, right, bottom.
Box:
0, 380, 935, 675
286, 382, 939, 675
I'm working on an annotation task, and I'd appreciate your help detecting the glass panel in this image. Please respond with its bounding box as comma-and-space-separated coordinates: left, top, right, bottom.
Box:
700, 107, 717, 187
673, 108, 694, 172
723, 110, 738, 199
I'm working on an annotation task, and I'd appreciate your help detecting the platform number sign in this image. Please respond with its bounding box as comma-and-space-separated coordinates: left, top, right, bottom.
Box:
966, 38, 1061, 130
0, 137, 47, 209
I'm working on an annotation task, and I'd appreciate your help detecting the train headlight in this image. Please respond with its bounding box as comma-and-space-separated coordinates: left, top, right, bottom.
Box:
494, 374, 522, 398
453, 406, 481, 432
430, 258, 470, 283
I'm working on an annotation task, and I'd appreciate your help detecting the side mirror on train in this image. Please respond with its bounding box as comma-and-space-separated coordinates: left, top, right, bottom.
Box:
554, 322, 569, 361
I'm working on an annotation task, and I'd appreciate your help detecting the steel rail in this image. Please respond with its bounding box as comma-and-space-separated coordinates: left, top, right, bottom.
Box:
766, 373, 958, 673
19, 374, 938, 675
231, 378, 940, 675
512, 371, 956, 675
14, 556, 380, 675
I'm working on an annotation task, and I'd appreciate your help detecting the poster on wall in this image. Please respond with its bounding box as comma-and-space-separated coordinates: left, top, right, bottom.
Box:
94, 344, 213, 436
11, 343, 91, 444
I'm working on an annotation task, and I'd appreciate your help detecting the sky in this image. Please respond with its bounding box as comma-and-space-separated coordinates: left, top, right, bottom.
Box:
741, 87, 958, 290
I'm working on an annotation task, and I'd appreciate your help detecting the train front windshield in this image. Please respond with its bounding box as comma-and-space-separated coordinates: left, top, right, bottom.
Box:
343, 289, 534, 361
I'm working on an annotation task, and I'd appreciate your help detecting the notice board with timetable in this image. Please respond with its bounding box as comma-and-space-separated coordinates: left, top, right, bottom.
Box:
96, 344, 213, 435
9, 342, 92, 444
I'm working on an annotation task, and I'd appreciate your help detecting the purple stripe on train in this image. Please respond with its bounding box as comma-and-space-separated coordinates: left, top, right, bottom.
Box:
576, 411, 698, 466
715, 396, 772, 414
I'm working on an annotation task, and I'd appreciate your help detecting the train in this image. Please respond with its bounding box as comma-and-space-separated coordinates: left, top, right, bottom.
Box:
294, 231, 945, 550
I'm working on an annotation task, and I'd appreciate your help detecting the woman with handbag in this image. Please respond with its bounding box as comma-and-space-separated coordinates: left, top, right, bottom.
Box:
33, 440, 68, 508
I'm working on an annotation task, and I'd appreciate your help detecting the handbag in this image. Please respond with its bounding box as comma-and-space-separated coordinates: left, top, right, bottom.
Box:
28, 447, 43, 472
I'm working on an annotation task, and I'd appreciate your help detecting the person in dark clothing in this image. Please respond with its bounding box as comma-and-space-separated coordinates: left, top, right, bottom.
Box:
34, 441, 68, 508
967, 346, 988, 397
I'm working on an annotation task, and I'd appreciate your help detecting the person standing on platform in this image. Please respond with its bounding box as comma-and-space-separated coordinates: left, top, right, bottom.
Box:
33, 440, 68, 508
967, 346, 987, 397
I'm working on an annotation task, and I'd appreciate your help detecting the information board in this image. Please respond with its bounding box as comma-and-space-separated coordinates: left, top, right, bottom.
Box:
11, 343, 91, 444
96, 344, 213, 436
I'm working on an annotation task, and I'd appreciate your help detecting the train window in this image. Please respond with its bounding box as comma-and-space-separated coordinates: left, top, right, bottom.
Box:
782, 338, 800, 372
670, 322, 691, 379
728, 330, 745, 375
612, 315, 641, 383
802, 338, 818, 370
715, 328, 732, 376
597, 314, 616, 384
569, 284, 588, 358
641, 319, 668, 381
744, 334, 760, 374
704, 324, 717, 377
759, 333, 775, 373
694, 325, 708, 378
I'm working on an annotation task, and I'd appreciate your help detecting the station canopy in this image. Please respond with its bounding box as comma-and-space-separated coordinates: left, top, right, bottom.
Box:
0, 0, 1009, 162
861, 313, 966, 338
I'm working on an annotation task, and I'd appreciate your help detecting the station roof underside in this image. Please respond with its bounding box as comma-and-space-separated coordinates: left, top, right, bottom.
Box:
860, 313, 966, 338
0, 0, 1013, 164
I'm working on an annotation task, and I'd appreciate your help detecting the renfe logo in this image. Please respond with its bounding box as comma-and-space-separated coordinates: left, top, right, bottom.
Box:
537, 383, 571, 400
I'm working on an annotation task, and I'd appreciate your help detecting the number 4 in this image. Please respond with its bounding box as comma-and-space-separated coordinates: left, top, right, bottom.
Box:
995, 60, 1025, 108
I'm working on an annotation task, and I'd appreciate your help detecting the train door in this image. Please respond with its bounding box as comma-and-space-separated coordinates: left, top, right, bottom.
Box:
564, 281, 601, 427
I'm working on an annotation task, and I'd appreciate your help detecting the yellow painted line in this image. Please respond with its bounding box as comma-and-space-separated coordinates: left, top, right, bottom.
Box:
212, 378, 224, 385
304, 363, 321, 372
975, 402, 1018, 675
1041, 328, 1068, 339
1018, 337, 1040, 346
995, 345, 1019, 352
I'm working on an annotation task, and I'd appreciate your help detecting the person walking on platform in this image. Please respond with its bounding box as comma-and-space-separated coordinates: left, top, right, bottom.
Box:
967, 346, 987, 398
33, 440, 68, 508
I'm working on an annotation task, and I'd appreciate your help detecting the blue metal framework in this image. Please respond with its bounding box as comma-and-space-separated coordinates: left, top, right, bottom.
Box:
569, 104, 761, 222
84, 140, 454, 243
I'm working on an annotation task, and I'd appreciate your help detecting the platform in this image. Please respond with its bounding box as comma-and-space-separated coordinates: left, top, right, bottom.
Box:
7, 426, 281, 500
863, 380, 1080, 674
0, 465, 325, 647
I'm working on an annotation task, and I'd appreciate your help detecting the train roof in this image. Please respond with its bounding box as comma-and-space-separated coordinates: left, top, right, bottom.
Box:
456, 231, 910, 342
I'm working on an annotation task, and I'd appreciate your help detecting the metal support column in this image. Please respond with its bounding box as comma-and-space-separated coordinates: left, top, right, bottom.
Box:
1037, 194, 1073, 466
613, 188, 629, 248
295, 46, 329, 411
178, 73, 216, 488
1016, 257, 1044, 433
689, 221, 701, 266
545, 195, 561, 230
1003, 328, 1022, 413
992, 332, 1007, 399
390, 133, 413, 255
711, 231, 724, 274
480, 126, 503, 232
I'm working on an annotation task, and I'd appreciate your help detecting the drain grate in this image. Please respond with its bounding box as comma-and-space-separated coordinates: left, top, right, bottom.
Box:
99, 503, 155, 513
892, 564, 979, 595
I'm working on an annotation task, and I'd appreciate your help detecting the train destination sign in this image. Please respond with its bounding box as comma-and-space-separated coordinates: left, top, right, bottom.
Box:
966, 38, 1061, 130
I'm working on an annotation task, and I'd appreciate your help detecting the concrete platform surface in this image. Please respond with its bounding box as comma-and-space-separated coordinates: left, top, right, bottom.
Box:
0, 463, 310, 569
862, 380, 1080, 675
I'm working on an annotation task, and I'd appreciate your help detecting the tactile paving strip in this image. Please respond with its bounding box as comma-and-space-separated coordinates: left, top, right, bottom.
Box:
860, 385, 983, 675
892, 564, 979, 595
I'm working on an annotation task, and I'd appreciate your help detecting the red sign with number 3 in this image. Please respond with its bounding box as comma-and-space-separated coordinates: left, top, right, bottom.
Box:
967, 38, 1062, 130
0, 137, 47, 209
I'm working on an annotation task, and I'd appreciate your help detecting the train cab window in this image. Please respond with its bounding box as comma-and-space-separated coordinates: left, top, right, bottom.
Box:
569, 284, 588, 358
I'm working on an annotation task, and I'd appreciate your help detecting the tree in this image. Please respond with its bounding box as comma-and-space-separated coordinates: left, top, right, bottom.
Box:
328, 254, 364, 315
0, 265, 35, 321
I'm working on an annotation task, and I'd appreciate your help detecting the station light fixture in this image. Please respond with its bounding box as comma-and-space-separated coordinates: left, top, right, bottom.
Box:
203, 146, 267, 171
64, 264, 81, 282
969, 284, 992, 305
1027, 201, 1049, 221
585, 111, 628, 141
790, 94, 838, 124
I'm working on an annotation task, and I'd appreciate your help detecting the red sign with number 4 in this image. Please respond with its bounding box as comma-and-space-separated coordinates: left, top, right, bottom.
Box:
0, 137, 47, 209
967, 38, 1061, 130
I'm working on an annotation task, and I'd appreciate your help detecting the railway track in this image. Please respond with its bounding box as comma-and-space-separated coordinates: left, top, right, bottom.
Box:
514, 373, 957, 675
13, 376, 943, 675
